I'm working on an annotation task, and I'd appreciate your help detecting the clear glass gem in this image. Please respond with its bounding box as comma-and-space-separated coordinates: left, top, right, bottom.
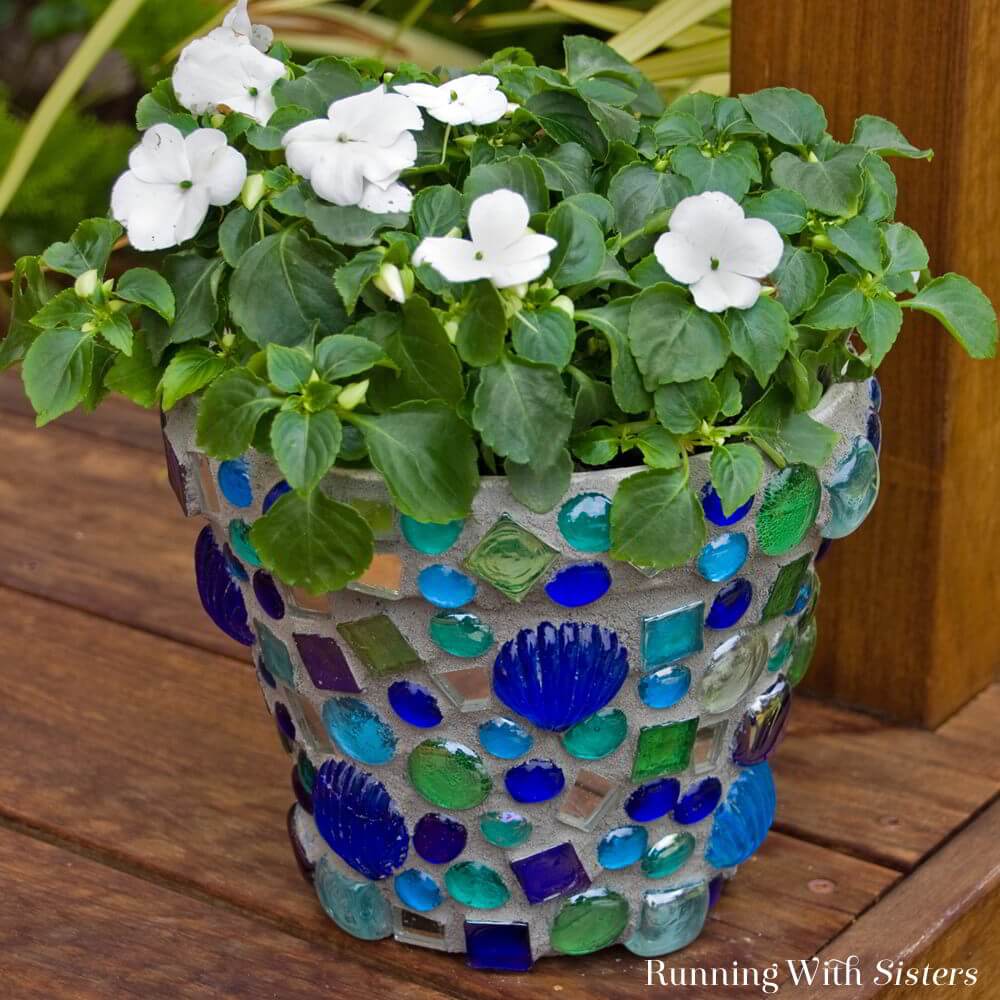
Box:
822, 437, 880, 539
699, 631, 768, 713
463, 514, 558, 602
624, 881, 709, 957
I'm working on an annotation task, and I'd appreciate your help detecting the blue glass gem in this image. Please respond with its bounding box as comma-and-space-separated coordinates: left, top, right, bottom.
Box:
674, 777, 723, 825
253, 570, 285, 620
493, 622, 629, 732
478, 717, 533, 759
597, 826, 648, 870
815, 537, 833, 562
464, 921, 533, 972
625, 778, 681, 822
708, 875, 725, 909
624, 880, 709, 958
505, 759, 565, 803
256, 621, 294, 683
787, 577, 813, 616
705, 578, 752, 629
705, 763, 776, 868
822, 437, 880, 540
313, 760, 409, 880
413, 813, 467, 864
262, 479, 291, 513
509, 842, 591, 904
642, 602, 704, 669
217, 457, 253, 508
701, 482, 753, 526
639, 665, 691, 709
401, 515, 465, 554
194, 526, 253, 645
274, 701, 296, 742
228, 519, 262, 567
315, 857, 392, 940
544, 562, 612, 608
322, 696, 397, 765
868, 410, 882, 456
558, 492, 612, 553
697, 533, 749, 583
222, 545, 247, 581
388, 680, 443, 728
394, 869, 442, 912
417, 565, 477, 609
869, 375, 882, 412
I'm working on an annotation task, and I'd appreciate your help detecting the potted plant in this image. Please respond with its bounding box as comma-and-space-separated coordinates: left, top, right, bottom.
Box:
3, 0, 996, 973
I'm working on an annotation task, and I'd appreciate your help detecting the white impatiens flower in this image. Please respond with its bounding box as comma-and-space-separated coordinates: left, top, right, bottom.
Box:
413, 189, 557, 288
282, 86, 423, 210
223, 0, 274, 52
394, 74, 509, 126
111, 125, 247, 251
653, 191, 784, 313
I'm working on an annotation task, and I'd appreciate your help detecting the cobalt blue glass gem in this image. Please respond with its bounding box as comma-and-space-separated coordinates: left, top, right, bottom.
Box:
505, 759, 565, 803
194, 526, 254, 645
217, 457, 253, 507
674, 777, 723, 825
262, 479, 291, 512
705, 579, 752, 629
252, 570, 285, 620
544, 562, 612, 608
701, 482, 753, 526
388, 680, 444, 728
464, 921, 534, 972
413, 813, 467, 864
624, 778, 681, 822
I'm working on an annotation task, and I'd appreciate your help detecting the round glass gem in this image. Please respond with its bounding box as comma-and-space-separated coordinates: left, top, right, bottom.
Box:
642, 831, 696, 879
598, 826, 648, 870
322, 697, 397, 765
428, 612, 495, 658
700, 631, 769, 713
868, 410, 882, 456
262, 480, 291, 513
550, 888, 630, 955
252, 570, 285, 620
408, 739, 492, 810
217, 457, 252, 508
558, 492, 612, 552
479, 811, 533, 849
756, 465, 822, 556
697, 533, 749, 583
504, 759, 565, 803
315, 858, 392, 941
787, 615, 818, 687
387, 680, 443, 729
401, 515, 464, 555
228, 519, 262, 567
705, 578, 752, 629
274, 701, 296, 742
768, 623, 797, 672
822, 437, 880, 539
445, 861, 510, 909
394, 869, 442, 912
417, 565, 477, 609
561, 708, 628, 760
869, 375, 882, 412
478, 717, 533, 759
624, 778, 680, 823
674, 777, 723, 824
701, 482, 753, 526
413, 813, 467, 865
639, 665, 692, 709
291, 766, 311, 813
544, 562, 612, 608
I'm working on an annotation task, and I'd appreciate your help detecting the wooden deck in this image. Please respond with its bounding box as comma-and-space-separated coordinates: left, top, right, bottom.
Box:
0, 379, 997, 998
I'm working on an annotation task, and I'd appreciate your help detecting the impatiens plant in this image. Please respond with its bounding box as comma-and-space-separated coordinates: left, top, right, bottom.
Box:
2, 4, 996, 594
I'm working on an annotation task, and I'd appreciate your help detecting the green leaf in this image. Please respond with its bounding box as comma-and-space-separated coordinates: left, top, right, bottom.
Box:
105, 333, 159, 408
413, 185, 463, 237
537, 143, 594, 196
723, 295, 793, 387
22, 328, 93, 425
30, 288, 94, 330
148, 253, 224, 352
526, 90, 607, 159
883, 223, 929, 275
858, 294, 903, 367
628, 283, 730, 388
271, 408, 343, 494
608, 165, 690, 261
0, 256, 49, 369
116, 268, 175, 323
196, 369, 281, 459
351, 402, 480, 521
671, 145, 754, 200
740, 87, 827, 148
826, 216, 884, 273
305, 200, 407, 248
633, 426, 683, 469
710, 443, 764, 516
42, 218, 122, 278
546, 201, 605, 285
334, 248, 384, 314
250, 488, 373, 593
505, 449, 573, 514
770, 144, 866, 217
266, 343, 314, 393
472, 354, 574, 467
511, 306, 576, 370
610, 468, 706, 569
135, 80, 197, 134
743, 189, 808, 234
852, 114, 932, 159
715, 362, 743, 417
95, 311, 134, 355
571, 426, 620, 465
563, 192, 615, 231
160, 346, 226, 410
743, 387, 839, 466
801, 275, 865, 330
457, 281, 506, 367
773, 245, 828, 319
570, 367, 615, 432
860, 153, 897, 222
315, 334, 392, 382
463, 155, 549, 215
653, 111, 704, 148
272, 57, 363, 115
902, 274, 998, 360
576, 299, 651, 413
245, 106, 314, 151
218, 206, 258, 266
654, 379, 720, 434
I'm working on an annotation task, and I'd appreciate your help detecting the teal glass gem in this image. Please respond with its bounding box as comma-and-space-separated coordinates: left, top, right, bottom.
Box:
696, 533, 749, 583
479, 717, 533, 759
639, 665, 691, 709
417, 565, 477, 609
400, 515, 464, 554
394, 869, 442, 912
322, 696, 398, 765
315, 857, 392, 941
337, 614, 422, 678
642, 602, 704, 670
822, 437, 880, 539
768, 622, 797, 672
228, 519, 262, 567
561, 708, 628, 760
463, 514, 558, 602
641, 831, 696, 879
558, 492, 612, 552
256, 621, 294, 683
624, 881, 709, 957
428, 612, 495, 657
445, 861, 511, 909
479, 810, 533, 848
597, 825, 648, 870
761, 553, 813, 621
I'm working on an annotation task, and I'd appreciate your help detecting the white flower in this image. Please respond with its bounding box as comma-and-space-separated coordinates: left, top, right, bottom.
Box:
412, 189, 557, 289
222, 0, 274, 52
374, 262, 407, 303
394, 74, 508, 126
282, 86, 423, 209
653, 191, 783, 313
111, 125, 247, 251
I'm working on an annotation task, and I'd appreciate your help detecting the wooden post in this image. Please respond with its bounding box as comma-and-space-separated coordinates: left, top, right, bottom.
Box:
730, 0, 1000, 727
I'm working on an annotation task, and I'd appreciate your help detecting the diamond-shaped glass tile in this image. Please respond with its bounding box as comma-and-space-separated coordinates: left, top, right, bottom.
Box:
629, 562, 662, 579
434, 666, 491, 712
285, 585, 331, 616
191, 452, 220, 512
347, 553, 404, 600
393, 907, 449, 950
294, 633, 362, 693
463, 515, 558, 602
350, 498, 396, 539
256, 621, 295, 684
509, 842, 591, 905
642, 602, 704, 670
761, 552, 813, 621
557, 769, 618, 831
632, 718, 700, 781
299, 697, 334, 752
692, 721, 727, 774
337, 614, 422, 677
464, 920, 533, 972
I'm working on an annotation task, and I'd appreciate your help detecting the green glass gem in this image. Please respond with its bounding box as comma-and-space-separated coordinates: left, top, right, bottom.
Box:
349, 498, 396, 539
445, 861, 511, 909
337, 614, 422, 677
641, 831, 696, 879
228, 519, 262, 567
787, 615, 818, 687
297, 751, 316, 793
561, 708, 628, 760
768, 622, 797, 672
631, 718, 699, 781
256, 621, 294, 683
550, 888, 630, 955
428, 612, 495, 658
463, 514, 559, 602
761, 552, 813, 620
479, 810, 533, 848
408, 738, 492, 809
756, 465, 822, 556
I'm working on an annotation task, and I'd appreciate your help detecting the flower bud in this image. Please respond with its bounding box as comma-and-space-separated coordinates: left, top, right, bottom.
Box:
210, 113, 226, 129
509, 283, 529, 299
444, 319, 459, 343
74, 269, 99, 299
373, 262, 407, 304
552, 295, 575, 318
241, 173, 266, 211
337, 379, 369, 411
109, 300, 126, 312
445, 226, 463, 239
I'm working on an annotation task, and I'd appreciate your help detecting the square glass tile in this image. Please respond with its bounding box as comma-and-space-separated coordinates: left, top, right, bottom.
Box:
285, 585, 331, 616
642, 602, 704, 670
350, 498, 396, 539
463, 514, 558, 602
632, 717, 700, 781
434, 666, 492, 712
337, 614, 422, 677
347, 553, 404, 600
192, 453, 220, 512
557, 769, 617, 831
509, 842, 591, 905
692, 721, 727, 774
393, 908, 448, 950
464, 920, 533, 972
761, 552, 813, 620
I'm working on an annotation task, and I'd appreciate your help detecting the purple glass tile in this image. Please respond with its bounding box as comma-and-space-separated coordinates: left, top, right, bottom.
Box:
413, 813, 467, 864
509, 841, 591, 905
733, 677, 792, 766
274, 701, 296, 743
253, 570, 285, 620
294, 633, 362, 693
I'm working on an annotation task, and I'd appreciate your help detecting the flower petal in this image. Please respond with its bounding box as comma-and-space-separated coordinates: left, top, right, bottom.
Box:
327, 86, 423, 145
360, 132, 418, 185
719, 217, 785, 278
359, 181, 412, 214
468, 189, 530, 253
668, 190, 745, 251
308, 146, 368, 206
185, 129, 247, 205
489, 253, 552, 289
487, 232, 558, 268
690, 270, 761, 313
413, 237, 491, 283
393, 82, 444, 109
129, 124, 189, 184
468, 88, 510, 125
222, 0, 252, 36
112, 173, 208, 252
654, 231, 712, 284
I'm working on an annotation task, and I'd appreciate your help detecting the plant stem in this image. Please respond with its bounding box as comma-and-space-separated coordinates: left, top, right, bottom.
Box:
377, 0, 433, 60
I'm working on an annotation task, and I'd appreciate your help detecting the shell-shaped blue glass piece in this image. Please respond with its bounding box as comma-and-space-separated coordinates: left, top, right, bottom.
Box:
413, 813, 467, 864
558, 492, 612, 552
624, 778, 681, 822
696, 533, 749, 583
217, 457, 253, 507
322, 697, 397, 765
504, 759, 565, 803
479, 717, 534, 759
401, 515, 465, 555
674, 777, 723, 825
701, 482, 754, 526
544, 562, 612, 608
867, 410, 882, 456
417, 564, 477, 609
222, 545, 248, 581
492, 622, 629, 733
869, 375, 882, 412
822, 437, 880, 540
705, 763, 776, 868
262, 479, 291, 513
252, 570, 285, 620
387, 680, 443, 728
194, 526, 253, 645
313, 760, 409, 880
705, 579, 752, 629
598, 826, 648, 870
638, 665, 691, 709
394, 869, 442, 912
315, 857, 393, 940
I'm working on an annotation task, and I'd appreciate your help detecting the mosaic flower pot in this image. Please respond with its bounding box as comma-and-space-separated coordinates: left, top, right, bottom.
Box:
161, 377, 880, 971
